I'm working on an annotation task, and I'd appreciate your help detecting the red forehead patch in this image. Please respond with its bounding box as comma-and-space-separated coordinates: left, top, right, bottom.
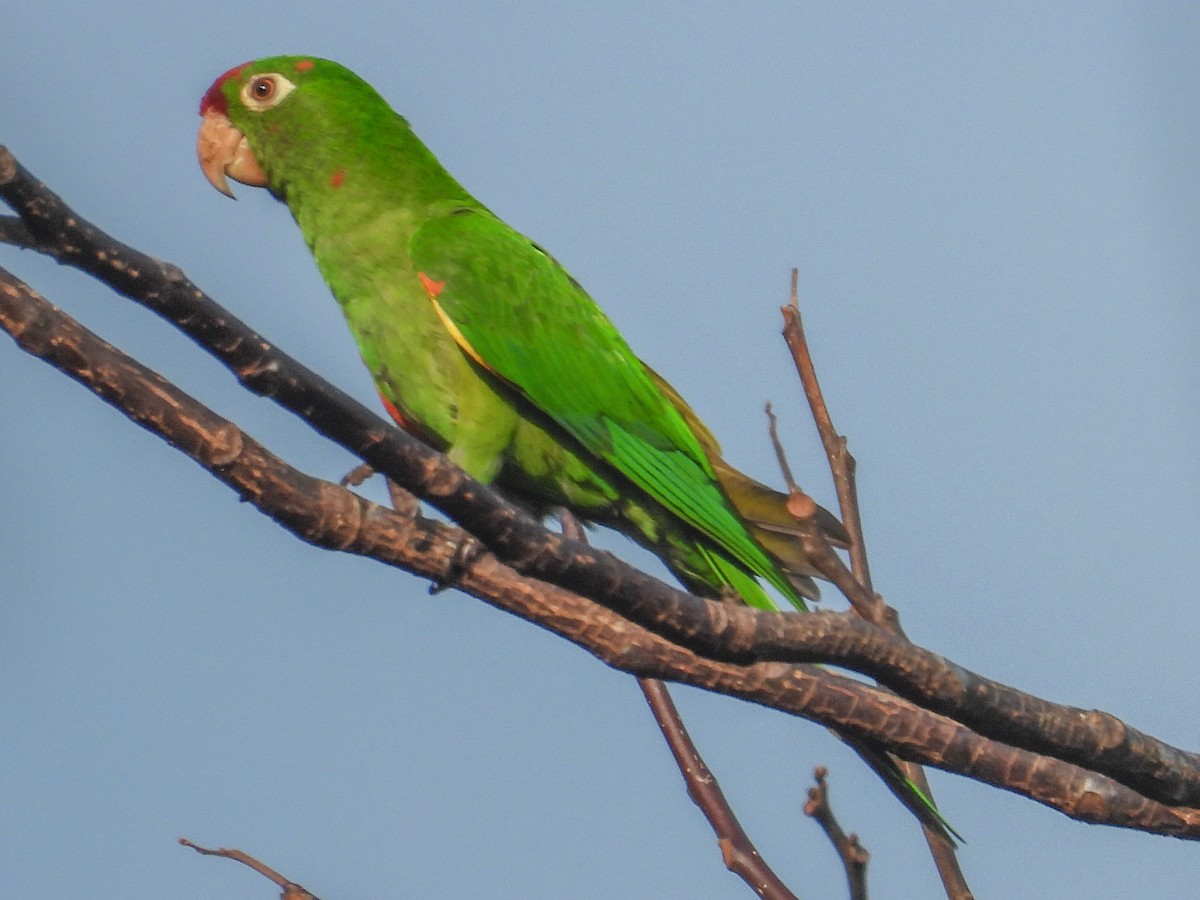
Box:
294, 59, 315, 72
199, 62, 251, 116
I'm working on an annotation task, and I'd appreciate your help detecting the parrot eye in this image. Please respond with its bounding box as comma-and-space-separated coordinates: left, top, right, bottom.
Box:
240, 73, 296, 111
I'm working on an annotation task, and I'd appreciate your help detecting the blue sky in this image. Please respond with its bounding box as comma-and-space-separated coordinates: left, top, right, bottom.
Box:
3, 3, 1198, 897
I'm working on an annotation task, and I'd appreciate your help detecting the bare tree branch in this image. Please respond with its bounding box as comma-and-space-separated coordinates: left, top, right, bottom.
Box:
782, 271, 972, 899
181, 838, 321, 900
804, 768, 870, 900
7, 265, 1200, 838
559, 511, 799, 899
781, 270, 876, 596
4, 147, 1200, 841
639, 678, 799, 899
0, 214, 35, 249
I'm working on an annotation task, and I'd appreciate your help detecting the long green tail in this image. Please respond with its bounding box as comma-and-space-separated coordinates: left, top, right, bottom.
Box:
851, 739, 964, 846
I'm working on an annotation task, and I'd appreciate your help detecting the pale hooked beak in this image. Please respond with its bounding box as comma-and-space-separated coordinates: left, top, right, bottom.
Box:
197, 111, 268, 198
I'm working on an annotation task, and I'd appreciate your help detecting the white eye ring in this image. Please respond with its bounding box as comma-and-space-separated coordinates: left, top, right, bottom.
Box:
241, 73, 296, 111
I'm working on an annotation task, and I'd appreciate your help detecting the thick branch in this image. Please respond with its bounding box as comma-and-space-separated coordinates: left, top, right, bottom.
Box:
4, 148, 1200, 825
4, 262, 1200, 840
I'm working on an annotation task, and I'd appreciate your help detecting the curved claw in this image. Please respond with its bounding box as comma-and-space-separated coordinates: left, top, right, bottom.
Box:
197, 111, 268, 198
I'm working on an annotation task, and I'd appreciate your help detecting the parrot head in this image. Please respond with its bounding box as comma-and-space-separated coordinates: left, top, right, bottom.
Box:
197, 55, 383, 199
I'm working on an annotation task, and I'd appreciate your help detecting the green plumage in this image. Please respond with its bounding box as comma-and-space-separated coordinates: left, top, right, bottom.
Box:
205, 54, 831, 610
201, 55, 958, 842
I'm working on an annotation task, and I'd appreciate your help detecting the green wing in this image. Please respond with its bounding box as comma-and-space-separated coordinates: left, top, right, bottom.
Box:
409, 206, 800, 607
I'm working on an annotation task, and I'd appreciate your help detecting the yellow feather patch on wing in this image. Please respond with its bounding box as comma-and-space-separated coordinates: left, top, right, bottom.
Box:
429, 295, 497, 375
416, 269, 498, 375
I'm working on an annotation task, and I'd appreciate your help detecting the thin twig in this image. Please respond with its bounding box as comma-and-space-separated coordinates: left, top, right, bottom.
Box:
804, 768, 869, 900
640, 679, 798, 900
558, 512, 797, 899
180, 838, 320, 899
781, 270, 973, 900
765, 402, 798, 492
781, 270, 875, 605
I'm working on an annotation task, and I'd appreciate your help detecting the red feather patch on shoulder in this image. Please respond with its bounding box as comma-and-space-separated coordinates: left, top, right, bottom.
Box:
418, 272, 445, 299
330, 167, 346, 189
199, 62, 251, 116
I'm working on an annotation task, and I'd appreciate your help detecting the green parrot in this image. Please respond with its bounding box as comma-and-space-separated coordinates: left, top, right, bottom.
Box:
197, 55, 957, 844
